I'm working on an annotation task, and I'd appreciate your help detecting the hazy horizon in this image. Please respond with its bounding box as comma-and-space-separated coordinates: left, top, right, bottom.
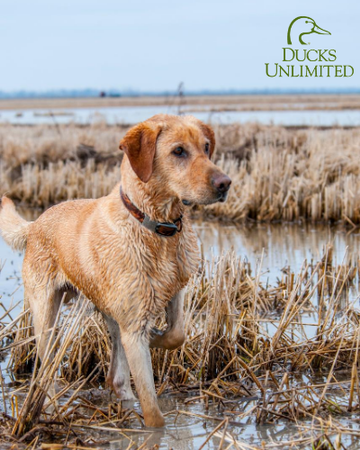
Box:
1, 87, 360, 100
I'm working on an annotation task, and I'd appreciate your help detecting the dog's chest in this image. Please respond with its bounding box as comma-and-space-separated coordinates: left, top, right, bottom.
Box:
136, 229, 199, 297
100, 223, 200, 316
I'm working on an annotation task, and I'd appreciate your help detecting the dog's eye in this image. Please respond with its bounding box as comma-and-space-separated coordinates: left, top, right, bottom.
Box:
205, 143, 210, 156
173, 147, 186, 157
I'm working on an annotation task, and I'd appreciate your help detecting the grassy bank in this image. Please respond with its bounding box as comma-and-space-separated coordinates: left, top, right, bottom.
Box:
1, 248, 360, 448
1, 123, 360, 224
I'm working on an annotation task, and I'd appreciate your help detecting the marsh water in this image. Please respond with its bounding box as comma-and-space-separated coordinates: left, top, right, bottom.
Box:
1, 219, 360, 448
1, 105, 360, 126
2, 219, 360, 317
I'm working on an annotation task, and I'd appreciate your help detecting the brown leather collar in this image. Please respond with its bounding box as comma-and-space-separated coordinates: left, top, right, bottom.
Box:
120, 186, 182, 237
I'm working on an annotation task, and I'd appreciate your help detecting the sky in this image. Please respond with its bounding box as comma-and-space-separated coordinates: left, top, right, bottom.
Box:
1, 0, 359, 93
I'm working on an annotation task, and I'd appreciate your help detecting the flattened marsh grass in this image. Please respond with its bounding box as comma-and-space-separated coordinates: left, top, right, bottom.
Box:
0, 247, 360, 448
1, 122, 360, 223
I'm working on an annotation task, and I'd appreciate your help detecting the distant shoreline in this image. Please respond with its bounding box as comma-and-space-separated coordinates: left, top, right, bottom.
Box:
1, 93, 360, 111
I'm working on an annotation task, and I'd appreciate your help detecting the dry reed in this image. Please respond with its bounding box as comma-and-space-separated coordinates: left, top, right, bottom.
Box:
1, 123, 360, 223
0, 246, 359, 448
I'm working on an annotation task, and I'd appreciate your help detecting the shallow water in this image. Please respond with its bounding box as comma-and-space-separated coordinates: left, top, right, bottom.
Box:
1, 221, 360, 320
95, 394, 360, 449
196, 221, 360, 281
2, 370, 360, 449
1, 221, 360, 448
1, 105, 360, 126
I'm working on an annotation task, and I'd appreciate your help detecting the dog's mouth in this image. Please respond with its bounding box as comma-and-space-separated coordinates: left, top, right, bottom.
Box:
182, 192, 229, 207
217, 194, 228, 203
214, 192, 229, 204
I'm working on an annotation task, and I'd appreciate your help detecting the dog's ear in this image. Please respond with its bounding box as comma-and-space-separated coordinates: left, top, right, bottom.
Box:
119, 123, 162, 183
199, 123, 216, 158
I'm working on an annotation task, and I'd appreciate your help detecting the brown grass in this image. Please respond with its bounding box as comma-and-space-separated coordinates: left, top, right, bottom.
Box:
1, 122, 360, 224
1, 246, 360, 448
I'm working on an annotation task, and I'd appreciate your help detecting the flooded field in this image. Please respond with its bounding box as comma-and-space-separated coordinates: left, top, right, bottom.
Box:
0, 104, 360, 448
1, 220, 360, 449
1, 105, 360, 126
1, 94, 360, 128
2, 219, 360, 315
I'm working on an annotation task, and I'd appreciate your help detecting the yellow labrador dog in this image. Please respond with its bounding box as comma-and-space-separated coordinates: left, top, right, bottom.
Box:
0, 114, 231, 427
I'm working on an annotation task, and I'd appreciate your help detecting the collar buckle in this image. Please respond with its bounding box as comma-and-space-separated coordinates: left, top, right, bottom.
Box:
120, 186, 183, 238
155, 222, 178, 237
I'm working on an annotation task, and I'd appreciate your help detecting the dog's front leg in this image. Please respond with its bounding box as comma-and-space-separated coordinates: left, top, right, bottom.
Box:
121, 330, 165, 427
150, 290, 186, 350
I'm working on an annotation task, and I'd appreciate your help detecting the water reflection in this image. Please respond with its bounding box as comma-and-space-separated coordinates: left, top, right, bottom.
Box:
195, 222, 360, 284
1, 106, 360, 126
1, 221, 360, 317
105, 396, 360, 449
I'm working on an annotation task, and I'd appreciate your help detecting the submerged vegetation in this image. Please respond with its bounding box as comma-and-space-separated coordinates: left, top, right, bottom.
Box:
0, 247, 360, 448
0, 122, 360, 223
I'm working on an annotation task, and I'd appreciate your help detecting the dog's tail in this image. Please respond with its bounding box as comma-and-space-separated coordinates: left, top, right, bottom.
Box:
0, 197, 31, 251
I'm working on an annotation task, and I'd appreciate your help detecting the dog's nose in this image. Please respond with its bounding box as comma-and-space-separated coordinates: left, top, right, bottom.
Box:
212, 174, 232, 193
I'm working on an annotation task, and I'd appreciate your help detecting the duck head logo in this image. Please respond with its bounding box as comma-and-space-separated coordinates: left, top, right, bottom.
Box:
287, 16, 331, 46
265, 16, 353, 78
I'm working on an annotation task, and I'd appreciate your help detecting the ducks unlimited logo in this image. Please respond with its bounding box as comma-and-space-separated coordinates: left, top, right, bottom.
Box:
265, 16, 354, 78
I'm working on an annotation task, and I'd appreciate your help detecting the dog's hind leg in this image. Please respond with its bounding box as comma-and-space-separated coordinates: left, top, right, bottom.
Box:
150, 290, 186, 350
24, 280, 63, 410
25, 283, 62, 362
102, 314, 136, 401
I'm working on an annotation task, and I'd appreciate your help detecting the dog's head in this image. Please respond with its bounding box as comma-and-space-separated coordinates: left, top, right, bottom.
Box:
119, 114, 231, 206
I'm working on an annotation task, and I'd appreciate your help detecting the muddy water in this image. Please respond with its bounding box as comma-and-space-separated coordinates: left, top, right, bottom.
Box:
1, 220, 360, 448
